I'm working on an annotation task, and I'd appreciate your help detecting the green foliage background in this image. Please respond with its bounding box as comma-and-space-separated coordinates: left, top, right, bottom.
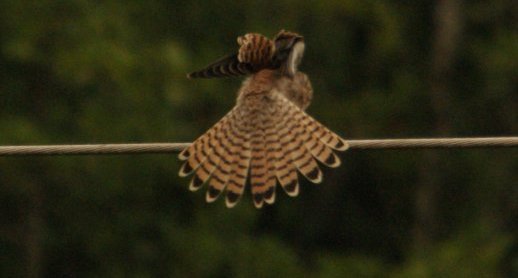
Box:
0, 0, 516, 277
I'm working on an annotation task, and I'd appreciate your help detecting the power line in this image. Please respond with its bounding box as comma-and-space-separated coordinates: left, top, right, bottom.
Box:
0, 137, 516, 156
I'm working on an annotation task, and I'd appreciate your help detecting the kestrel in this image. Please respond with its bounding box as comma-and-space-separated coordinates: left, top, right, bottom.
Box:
180, 30, 348, 208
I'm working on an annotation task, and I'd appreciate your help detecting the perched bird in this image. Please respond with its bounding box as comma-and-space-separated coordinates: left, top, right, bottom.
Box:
180, 30, 348, 208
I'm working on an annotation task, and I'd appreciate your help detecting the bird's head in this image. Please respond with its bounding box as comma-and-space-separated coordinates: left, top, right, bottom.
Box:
272, 30, 305, 77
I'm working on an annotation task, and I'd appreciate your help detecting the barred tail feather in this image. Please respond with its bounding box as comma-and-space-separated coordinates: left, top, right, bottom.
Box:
280, 103, 323, 184
263, 114, 279, 204
275, 94, 348, 184
187, 114, 235, 191
290, 107, 343, 168
206, 112, 239, 202
250, 115, 267, 208
303, 113, 349, 151
178, 110, 234, 177
273, 100, 300, 196
225, 115, 251, 208
205, 110, 242, 203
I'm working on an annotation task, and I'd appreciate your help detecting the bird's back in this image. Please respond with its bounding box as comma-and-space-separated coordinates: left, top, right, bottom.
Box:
237, 70, 313, 110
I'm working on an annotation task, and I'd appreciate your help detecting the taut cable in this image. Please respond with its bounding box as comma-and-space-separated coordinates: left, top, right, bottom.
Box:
0, 137, 517, 156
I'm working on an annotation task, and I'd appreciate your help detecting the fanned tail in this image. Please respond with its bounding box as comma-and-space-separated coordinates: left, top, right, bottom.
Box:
178, 94, 348, 208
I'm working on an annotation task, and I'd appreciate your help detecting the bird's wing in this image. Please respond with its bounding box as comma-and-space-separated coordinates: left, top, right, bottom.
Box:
236, 33, 275, 66
178, 91, 348, 208
187, 33, 275, 79
187, 54, 255, 78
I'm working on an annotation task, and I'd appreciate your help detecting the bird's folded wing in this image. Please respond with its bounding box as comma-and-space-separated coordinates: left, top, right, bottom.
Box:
187, 54, 255, 78
187, 33, 275, 79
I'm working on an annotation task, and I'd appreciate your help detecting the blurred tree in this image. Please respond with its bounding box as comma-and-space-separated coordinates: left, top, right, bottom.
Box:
0, 0, 516, 277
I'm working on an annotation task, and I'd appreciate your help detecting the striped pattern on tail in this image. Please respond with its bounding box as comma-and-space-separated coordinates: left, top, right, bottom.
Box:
178, 93, 348, 208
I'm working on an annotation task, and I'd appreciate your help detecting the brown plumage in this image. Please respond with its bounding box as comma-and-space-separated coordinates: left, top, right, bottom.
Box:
180, 30, 348, 208
186, 33, 274, 79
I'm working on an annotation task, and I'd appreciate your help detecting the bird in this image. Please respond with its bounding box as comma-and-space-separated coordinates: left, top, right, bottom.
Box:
179, 30, 349, 208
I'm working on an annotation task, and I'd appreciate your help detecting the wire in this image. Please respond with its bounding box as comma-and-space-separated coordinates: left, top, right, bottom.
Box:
0, 137, 516, 156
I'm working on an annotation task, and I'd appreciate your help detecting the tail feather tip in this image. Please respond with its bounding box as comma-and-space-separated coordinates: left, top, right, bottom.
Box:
284, 181, 299, 197
206, 187, 222, 203
225, 191, 240, 208
306, 167, 323, 184
264, 187, 275, 204
325, 153, 341, 168
253, 193, 264, 208
189, 176, 204, 191
335, 139, 350, 151
178, 162, 194, 177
